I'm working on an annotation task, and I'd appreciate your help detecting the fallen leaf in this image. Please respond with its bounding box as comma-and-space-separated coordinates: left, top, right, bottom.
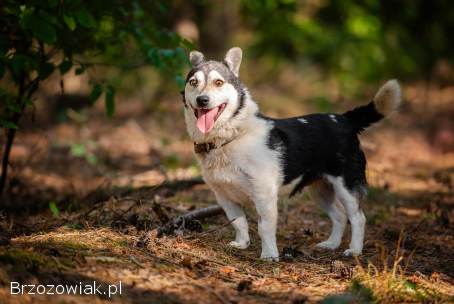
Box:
219, 266, 236, 274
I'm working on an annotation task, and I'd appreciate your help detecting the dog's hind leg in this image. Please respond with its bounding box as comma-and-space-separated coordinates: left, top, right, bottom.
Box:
326, 175, 366, 256
311, 181, 347, 250
214, 191, 250, 249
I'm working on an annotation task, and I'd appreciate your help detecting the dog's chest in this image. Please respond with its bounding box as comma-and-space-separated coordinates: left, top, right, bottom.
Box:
198, 149, 252, 203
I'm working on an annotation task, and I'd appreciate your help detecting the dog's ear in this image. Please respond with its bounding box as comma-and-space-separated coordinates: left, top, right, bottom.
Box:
189, 51, 205, 67
224, 47, 242, 77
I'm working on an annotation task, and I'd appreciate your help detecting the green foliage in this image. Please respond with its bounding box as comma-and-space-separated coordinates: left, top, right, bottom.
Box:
241, 0, 454, 91
104, 85, 115, 118
350, 279, 375, 302
70, 142, 97, 165
0, 0, 190, 130
49, 201, 60, 217
0, 1, 192, 193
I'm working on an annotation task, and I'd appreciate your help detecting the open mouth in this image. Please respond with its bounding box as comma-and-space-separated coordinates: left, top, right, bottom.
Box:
192, 103, 226, 134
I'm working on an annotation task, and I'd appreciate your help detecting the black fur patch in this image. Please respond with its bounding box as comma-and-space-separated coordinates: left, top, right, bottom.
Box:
180, 90, 188, 108
260, 106, 383, 196
233, 90, 246, 117
343, 101, 384, 134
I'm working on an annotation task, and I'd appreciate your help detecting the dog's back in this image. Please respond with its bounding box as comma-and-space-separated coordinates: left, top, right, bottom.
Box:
260, 80, 401, 197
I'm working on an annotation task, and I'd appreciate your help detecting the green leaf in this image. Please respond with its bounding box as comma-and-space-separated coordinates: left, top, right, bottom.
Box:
0, 119, 18, 129
90, 84, 103, 102
0, 34, 8, 55
404, 280, 416, 290
59, 60, 72, 74
160, 49, 175, 58
0, 62, 4, 79
39, 11, 58, 26
71, 143, 86, 157
86, 154, 97, 165
27, 15, 57, 44
48, 0, 58, 8
49, 201, 60, 217
39, 62, 54, 79
180, 38, 195, 50
63, 14, 76, 31
146, 48, 160, 66
75, 9, 96, 28
75, 66, 85, 75
175, 47, 187, 61
10, 55, 29, 79
23, 98, 33, 106
175, 75, 185, 90
105, 85, 115, 118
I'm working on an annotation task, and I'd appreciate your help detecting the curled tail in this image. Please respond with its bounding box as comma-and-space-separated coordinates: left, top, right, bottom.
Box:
343, 80, 402, 134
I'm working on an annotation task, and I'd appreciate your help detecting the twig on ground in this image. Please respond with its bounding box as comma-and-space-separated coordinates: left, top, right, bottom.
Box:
157, 205, 224, 237
129, 256, 145, 268
121, 177, 204, 198
185, 218, 235, 239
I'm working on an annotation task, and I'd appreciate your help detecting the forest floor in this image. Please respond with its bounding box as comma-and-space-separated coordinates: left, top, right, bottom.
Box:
0, 81, 453, 303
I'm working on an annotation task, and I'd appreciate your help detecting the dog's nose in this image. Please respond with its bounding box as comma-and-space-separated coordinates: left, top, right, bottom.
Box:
196, 95, 209, 107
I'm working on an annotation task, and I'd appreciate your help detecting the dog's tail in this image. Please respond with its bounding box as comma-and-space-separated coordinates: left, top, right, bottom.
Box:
343, 79, 401, 134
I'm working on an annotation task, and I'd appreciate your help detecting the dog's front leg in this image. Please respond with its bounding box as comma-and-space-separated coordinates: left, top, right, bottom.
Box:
214, 191, 250, 249
253, 187, 279, 261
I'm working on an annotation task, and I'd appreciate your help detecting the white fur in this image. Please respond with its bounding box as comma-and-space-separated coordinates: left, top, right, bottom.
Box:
224, 47, 242, 77
374, 79, 401, 116
185, 90, 283, 260
310, 181, 347, 250
324, 175, 366, 256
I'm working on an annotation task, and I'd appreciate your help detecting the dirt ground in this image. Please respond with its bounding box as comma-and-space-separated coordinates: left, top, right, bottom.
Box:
0, 81, 453, 303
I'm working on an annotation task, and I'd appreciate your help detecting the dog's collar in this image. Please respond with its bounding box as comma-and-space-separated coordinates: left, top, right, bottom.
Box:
194, 138, 235, 154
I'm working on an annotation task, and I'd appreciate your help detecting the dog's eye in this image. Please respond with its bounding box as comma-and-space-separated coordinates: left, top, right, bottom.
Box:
214, 79, 224, 87
189, 79, 198, 87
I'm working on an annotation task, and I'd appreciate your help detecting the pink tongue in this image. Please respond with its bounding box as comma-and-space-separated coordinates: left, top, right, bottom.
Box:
196, 107, 219, 134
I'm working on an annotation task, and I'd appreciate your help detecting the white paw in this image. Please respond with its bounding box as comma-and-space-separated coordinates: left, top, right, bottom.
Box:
316, 240, 341, 250
343, 248, 362, 256
260, 255, 280, 262
228, 240, 250, 249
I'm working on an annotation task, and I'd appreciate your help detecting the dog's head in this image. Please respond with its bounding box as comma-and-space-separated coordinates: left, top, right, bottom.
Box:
182, 47, 246, 137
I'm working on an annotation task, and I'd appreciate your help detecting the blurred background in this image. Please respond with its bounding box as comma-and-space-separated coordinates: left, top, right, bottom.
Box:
1, 0, 454, 207
1, 2, 454, 302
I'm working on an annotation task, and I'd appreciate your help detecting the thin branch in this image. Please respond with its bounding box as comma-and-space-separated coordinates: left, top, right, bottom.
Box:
157, 205, 224, 237
184, 218, 235, 239
0, 77, 39, 197
0, 75, 25, 196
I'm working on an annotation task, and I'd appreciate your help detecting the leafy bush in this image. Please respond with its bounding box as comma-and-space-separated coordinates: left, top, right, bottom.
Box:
0, 0, 191, 195
241, 0, 454, 90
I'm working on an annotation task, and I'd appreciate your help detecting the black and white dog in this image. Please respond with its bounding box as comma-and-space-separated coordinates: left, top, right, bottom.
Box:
182, 47, 401, 261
